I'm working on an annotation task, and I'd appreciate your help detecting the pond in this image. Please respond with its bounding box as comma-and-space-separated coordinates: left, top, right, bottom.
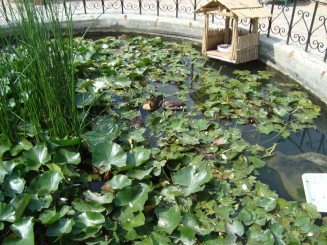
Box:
86, 32, 327, 203
206, 60, 327, 202
143, 55, 327, 203
2, 32, 327, 243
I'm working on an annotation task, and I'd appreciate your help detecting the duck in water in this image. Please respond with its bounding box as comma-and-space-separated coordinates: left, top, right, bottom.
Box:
163, 99, 186, 110
142, 95, 164, 112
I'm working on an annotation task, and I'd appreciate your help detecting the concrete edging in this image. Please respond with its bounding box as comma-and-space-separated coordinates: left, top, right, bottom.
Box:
71, 14, 327, 106
2, 13, 326, 105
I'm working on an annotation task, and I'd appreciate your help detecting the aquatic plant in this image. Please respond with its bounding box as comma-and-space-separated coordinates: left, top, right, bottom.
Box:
0, 33, 326, 244
0, 0, 79, 142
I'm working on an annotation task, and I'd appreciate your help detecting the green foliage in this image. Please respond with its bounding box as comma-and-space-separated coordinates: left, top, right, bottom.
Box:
0, 0, 80, 143
0, 29, 325, 244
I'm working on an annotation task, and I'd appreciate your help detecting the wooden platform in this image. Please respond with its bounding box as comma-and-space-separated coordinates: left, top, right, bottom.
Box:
205, 49, 237, 63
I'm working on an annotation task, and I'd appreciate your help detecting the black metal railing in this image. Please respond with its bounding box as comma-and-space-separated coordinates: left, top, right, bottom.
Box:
1, 0, 326, 61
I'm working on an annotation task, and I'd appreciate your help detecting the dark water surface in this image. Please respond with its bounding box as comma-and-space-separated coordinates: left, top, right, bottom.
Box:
88, 32, 327, 202
205, 59, 327, 202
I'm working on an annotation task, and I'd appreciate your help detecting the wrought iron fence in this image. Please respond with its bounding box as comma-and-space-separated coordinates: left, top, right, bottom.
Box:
1, 0, 326, 61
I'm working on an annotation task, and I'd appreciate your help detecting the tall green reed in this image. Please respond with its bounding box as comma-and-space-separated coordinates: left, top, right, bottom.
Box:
0, 0, 80, 142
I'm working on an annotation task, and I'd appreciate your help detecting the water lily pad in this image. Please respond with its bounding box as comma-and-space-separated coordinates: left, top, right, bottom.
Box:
10, 139, 33, 156
127, 146, 151, 167
76, 92, 95, 108
226, 220, 244, 236
0, 202, 15, 222
53, 148, 81, 165
10, 194, 32, 220
114, 183, 151, 213
38, 207, 61, 225
2, 217, 34, 245
28, 170, 64, 195
117, 211, 145, 230
76, 211, 105, 227
72, 199, 105, 212
24, 145, 51, 171
174, 225, 196, 245
92, 141, 127, 172
155, 206, 181, 235
46, 218, 75, 237
112, 76, 132, 89
108, 175, 132, 190
172, 165, 211, 197
256, 123, 275, 135
83, 190, 113, 204
2, 176, 26, 197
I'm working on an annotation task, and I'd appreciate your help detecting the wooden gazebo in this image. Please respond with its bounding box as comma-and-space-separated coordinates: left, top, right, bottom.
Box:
195, 0, 272, 64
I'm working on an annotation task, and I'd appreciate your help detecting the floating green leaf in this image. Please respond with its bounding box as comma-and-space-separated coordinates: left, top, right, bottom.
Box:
83, 190, 113, 204
173, 165, 211, 197
108, 175, 132, 190
175, 225, 196, 245
92, 141, 127, 172
28, 171, 63, 195
155, 206, 181, 235
53, 148, 81, 165
0, 202, 15, 222
3, 217, 34, 245
114, 183, 151, 213
127, 146, 151, 167
24, 145, 51, 170
46, 218, 75, 237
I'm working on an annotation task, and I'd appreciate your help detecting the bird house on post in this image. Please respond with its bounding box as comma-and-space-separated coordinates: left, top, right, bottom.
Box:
195, 0, 272, 64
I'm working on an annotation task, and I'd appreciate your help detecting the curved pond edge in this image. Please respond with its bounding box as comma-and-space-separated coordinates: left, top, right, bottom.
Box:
70, 14, 327, 106
2, 14, 326, 107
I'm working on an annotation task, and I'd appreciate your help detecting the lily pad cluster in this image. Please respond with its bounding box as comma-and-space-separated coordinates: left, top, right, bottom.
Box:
0, 36, 326, 244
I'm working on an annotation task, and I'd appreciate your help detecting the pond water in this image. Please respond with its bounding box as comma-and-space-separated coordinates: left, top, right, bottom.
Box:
150, 58, 327, 203
87, 33, 327, 203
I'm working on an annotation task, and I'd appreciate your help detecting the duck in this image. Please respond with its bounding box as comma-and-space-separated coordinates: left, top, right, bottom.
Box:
163, 99, 186, 110
142, 95, 163, 112
130, 111, 144, 128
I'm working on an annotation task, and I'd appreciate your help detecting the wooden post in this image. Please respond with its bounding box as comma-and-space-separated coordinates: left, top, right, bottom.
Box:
202, 13, 209, 54
231, 17, 239, 61
252, 18, 259, 33
224, 16, 230, 44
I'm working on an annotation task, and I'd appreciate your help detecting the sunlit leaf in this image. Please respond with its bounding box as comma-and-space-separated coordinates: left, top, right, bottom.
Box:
173, 165, 211, 197
114, 183, 151, 213
175, 225, 196, 245
83, 190, 113, 204
76, 211, 105, 227
226, 220, 244, 236
46, 218, 75, 237
24, 145, 51, 170
92, 141, 127, 172
2, 217, 34, 245
28, 171, 63, 195
53, 148, 81, 165
155, 206, 181, 235
10, 139, 33, 156
127, 146, 151, 167
0, 202, 15, 222
108, 175, 132, 190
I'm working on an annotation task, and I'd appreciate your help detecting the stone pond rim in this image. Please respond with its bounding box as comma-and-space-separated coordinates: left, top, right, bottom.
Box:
71, 14, 327, 106
2, 13, 326, 106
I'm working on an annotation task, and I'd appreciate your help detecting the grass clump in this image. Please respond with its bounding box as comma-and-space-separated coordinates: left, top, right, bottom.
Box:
0, 0, 80, 142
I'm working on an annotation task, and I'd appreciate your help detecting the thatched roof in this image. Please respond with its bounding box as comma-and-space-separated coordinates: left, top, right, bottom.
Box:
195, 0, 272, 19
